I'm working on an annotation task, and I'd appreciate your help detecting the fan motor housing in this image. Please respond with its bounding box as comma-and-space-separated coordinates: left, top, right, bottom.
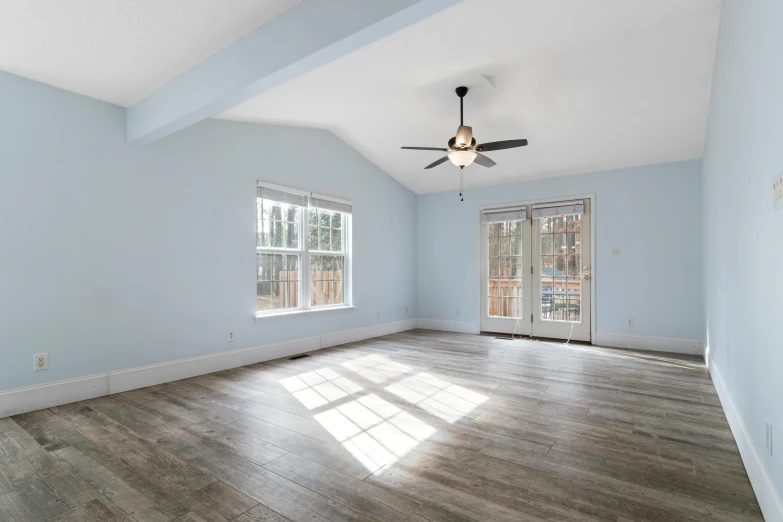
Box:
448, 136, 476, 150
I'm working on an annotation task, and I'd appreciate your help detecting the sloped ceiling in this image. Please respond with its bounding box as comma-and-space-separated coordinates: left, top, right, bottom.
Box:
218, 0, 721, 193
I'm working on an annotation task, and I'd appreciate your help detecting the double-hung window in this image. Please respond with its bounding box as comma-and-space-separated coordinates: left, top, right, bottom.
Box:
256, 183, 352, 316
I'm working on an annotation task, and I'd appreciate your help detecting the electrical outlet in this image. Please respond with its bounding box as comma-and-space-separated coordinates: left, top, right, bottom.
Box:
405, 307, 408, 315
228, 332, 235, 341
376, 312, 380, 319
34, 353, 48, 372
611, 249, 620, 256
626, 318, 634, 327
456, 308, 460, 315
767, 420, 773, 455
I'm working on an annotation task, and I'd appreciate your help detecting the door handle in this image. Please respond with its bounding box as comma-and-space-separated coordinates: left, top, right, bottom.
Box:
583, 275, 590, 281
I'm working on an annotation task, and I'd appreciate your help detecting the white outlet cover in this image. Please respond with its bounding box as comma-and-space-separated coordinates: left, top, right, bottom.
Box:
228, 332, 235, 341
34, 353, 48, 371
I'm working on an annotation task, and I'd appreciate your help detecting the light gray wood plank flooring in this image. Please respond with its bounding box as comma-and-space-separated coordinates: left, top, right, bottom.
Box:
0, 330, 762, 521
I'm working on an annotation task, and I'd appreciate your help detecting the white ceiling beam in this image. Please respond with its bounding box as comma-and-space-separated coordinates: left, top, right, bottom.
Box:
126, 0, 463, 145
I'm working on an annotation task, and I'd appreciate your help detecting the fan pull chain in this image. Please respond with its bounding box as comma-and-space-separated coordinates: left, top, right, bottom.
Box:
459, 167, 464, 202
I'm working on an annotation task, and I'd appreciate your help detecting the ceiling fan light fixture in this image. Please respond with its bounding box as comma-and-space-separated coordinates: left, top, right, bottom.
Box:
455, 125, 473, 147
448, 150, 477, 167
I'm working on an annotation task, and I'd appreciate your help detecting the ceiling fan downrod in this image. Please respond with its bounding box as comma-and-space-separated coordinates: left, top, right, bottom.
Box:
457, 86, 468, 126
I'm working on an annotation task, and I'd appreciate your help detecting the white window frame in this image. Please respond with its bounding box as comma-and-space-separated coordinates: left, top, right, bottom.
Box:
255, 182, 353, 319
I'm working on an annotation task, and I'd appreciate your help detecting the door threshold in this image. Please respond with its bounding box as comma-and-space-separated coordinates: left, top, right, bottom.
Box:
480, 331, 591, 345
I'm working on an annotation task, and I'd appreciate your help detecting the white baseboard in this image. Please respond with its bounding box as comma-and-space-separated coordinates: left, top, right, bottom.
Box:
321, 319, 418, 348
107, 336, 322, 395
709, 357, 783, 521
593, 332, 704, 356
417, 318, 480, 334
0, 375, 108, 419
0, 319, 417, 418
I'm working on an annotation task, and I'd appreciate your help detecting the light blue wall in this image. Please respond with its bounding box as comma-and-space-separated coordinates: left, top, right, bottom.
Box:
702, 0, 783, 497
417, 160, 703, 340
0, 71, 417, 392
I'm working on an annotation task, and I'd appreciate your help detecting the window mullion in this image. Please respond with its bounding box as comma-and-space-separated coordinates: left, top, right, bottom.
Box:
302, 208, 311, 310
344, 215, 351, 306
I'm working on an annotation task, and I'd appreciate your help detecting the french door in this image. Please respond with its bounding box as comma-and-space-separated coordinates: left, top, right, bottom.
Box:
479, 208, 532, 336
480, 200, 591, 341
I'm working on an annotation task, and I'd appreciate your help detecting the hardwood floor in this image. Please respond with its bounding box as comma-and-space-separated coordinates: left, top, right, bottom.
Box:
0, 329, 762, 521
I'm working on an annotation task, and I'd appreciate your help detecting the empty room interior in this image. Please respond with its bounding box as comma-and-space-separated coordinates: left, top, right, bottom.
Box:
1, 1, 782, 521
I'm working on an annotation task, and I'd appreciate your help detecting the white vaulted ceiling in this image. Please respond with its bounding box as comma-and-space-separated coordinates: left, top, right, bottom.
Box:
218, 0, 721, 193
0, 0, 300, 106
1, 0, 721, 193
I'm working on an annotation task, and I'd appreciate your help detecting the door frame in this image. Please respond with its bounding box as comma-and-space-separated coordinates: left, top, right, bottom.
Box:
475, 193, 597, 343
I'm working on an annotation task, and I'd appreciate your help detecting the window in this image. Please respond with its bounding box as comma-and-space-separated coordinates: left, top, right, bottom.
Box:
309, 207, 345, 306
256, 183, 352, 315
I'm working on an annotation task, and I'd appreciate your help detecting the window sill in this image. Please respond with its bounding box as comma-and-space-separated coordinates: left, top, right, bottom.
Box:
254, 306, 356, 322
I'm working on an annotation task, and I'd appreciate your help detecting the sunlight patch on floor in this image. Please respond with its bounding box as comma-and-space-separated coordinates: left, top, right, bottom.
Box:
339, 354, 412, 384
277, 357, 490, 472
314, 393, 436, 471
279, 368, 363, 410
386, 372, 488, 423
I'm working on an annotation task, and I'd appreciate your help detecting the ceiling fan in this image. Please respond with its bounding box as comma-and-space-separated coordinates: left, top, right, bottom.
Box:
401, 86, 528, 200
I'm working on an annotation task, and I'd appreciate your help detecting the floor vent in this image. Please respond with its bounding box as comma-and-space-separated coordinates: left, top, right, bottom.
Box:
287, 354, 311, 360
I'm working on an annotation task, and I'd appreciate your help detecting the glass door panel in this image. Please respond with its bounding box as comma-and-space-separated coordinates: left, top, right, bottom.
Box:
539, 214, 582, 322
481, 218, 531, 335
532, 200, 591, 341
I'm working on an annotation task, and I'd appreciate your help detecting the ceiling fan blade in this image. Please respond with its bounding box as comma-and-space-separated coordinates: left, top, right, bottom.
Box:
474, 153, 496, 168
476, 139, 528, 152
401, 146, 448, 151
424, 156, 450, 169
